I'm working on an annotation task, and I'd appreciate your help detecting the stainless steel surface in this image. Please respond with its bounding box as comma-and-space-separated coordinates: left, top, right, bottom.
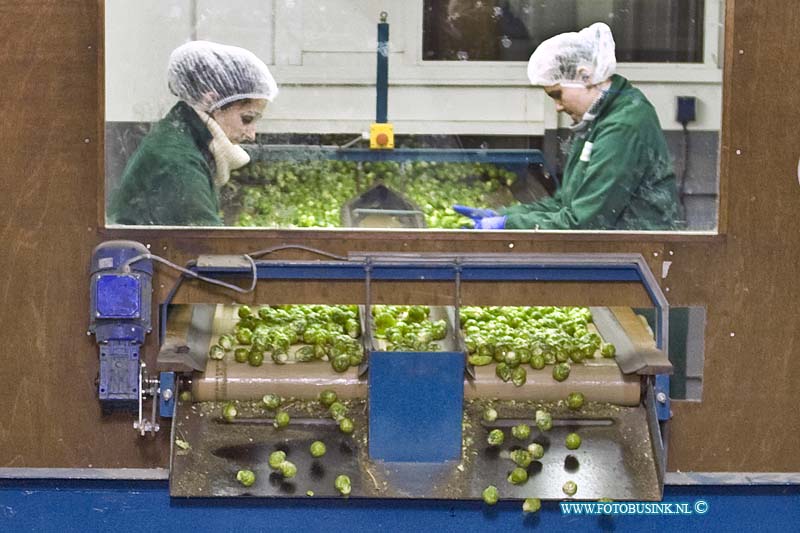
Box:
591, 307, 672, 375
170, 398, 661, 500
157, 304, 214, 372
5, 467, 798, 486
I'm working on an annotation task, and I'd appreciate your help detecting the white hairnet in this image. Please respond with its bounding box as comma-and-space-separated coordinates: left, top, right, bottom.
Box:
167, 41, 278, 112
527, 23, 616, 87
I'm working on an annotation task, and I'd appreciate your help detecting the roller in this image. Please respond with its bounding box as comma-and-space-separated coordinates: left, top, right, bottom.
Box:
192, 357, 638, 405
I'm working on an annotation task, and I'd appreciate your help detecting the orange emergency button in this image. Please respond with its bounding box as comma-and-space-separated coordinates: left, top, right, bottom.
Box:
369, 123, 394, 149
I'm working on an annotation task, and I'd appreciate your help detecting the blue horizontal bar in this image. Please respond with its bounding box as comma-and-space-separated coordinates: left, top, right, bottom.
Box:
194, 262, 642, 283
246, 146, 545, 165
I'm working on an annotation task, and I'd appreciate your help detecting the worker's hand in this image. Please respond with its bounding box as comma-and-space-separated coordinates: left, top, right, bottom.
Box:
452, 205, 498, 221
474, 215, 507, 230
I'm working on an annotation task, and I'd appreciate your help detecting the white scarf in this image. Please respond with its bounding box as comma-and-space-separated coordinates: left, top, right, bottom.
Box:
192, 106, 251, 187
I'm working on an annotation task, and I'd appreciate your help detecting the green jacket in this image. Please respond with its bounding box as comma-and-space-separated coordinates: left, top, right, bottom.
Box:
503, 75, 680, 230
108, 102, 223, 226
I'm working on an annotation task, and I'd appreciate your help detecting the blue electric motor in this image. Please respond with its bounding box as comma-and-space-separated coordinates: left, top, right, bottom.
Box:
89, 241, 152, 411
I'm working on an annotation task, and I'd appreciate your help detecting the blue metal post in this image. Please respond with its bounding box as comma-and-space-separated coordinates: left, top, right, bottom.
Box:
376, 13, 389, 123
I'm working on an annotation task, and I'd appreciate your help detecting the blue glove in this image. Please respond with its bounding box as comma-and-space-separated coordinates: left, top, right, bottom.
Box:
452, 205, 498, 221
474, 215, 507, 230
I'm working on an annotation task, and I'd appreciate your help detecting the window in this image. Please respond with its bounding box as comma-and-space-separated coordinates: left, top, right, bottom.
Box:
423, 0, 706, 62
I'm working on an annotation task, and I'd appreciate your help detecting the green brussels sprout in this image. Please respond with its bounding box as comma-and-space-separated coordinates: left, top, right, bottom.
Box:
527, 442, 545, 459
238, 305, 253, 319
374, 313, 396, 336
329, 401, 348, 422
273, 410, 290, 428
510, 449, 532, 468
332, 354, 351, 373
601, 343, 616, 358
529, 354, 545, 370
516, 347, 532, 364
508, 467, 528, 485
487, 429, 505, 446
504, 350, 520, 368
262, 394, 282, 410
310, 441, 327, 458
345, 318, 361, 338
535, 410, 553, 432
294, 345, 316, 363
339, 417, 354, 434
319, 389, 338, 407
495, 362, 512, 382
236, 328, 253, 345
522, 498, 541, 513
482, 407, 498, 423
563, 480, 578, 496
268, 450, 286, 469
209, 344, 225, 361
482, 485, 499, 505
567, 392, 585, 410
271, 350, 288, 365
335, 474, 352, 496
277, 461, 296, 479
511, 366, 527, 387
569, 349, 585, 364
349, 348, 364, 367
236, 469, 256, 487
468, 354, 493, 366
431, 320, 447, 341
512, 423, 531, 440
406, 306, 429, 323
251, 335, 269, 352
248, 350, 264, 367
552, 362, 571, 382
234, 347, 249, 363
179, 390, 192, 402
222, 402, 237, 423
218, 334, 235, 351
565, 432, 582, 450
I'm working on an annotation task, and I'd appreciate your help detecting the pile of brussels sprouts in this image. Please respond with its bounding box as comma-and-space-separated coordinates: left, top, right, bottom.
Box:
371, 305, 447, 351
229, 160, 517, 228
461, 306, 616, 386
209, 304, 363, 373
231, 388, 354, 496
481, 403, 586, 507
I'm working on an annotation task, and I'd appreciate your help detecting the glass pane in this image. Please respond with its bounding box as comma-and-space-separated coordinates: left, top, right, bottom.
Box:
105, 0, 722, 232
423, 0, 705, 62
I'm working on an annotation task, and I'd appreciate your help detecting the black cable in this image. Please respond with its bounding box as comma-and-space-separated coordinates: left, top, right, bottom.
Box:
678, 123, 690, 210
246, 244, 349, 262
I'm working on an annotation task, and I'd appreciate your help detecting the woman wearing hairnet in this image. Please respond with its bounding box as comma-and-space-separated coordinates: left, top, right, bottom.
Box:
108, 41, 278, 226
455, 23, 680, 230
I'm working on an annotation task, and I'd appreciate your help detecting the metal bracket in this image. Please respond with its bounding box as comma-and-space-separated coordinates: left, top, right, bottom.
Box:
133, 363, 160, 437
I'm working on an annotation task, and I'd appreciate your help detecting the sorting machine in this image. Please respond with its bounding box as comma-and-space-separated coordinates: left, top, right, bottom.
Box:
89, 242, 672, 501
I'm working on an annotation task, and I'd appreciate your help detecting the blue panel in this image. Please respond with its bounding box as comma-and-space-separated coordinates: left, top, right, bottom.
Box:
159, 372, 176, 418
98, 341, 139, 408
248, 146, 546, 165
369, 351, 463, 462
194, 262, 643, 283
96, 274, 140, 319
0, 481, 798, 532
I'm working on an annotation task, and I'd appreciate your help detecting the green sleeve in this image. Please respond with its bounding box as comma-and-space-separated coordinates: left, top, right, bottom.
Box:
505, 123, 643, 230
500, 194, 561, 216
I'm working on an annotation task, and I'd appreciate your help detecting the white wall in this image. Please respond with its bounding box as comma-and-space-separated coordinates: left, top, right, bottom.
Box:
105, 0, 723, 134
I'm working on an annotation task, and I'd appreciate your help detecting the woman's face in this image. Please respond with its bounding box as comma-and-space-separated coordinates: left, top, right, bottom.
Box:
212, 99, 268, 144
